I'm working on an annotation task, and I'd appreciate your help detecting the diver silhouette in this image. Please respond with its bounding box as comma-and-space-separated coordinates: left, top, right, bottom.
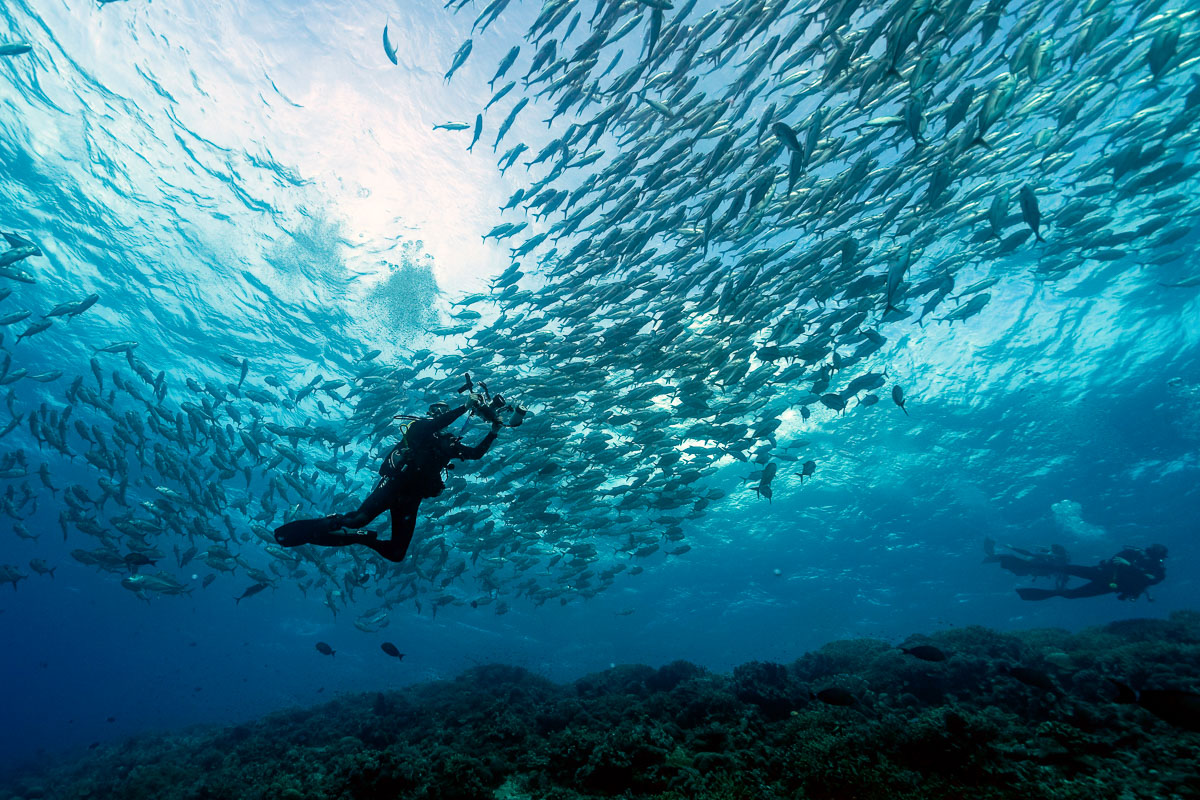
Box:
274, 391, 507, 562
986, 540, 1168, 601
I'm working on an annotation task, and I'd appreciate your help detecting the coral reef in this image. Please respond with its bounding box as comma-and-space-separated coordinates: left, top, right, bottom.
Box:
4, 615, 1199, 800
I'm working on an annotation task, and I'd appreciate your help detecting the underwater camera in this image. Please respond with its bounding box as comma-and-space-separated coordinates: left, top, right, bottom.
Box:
456, 372, 529, 427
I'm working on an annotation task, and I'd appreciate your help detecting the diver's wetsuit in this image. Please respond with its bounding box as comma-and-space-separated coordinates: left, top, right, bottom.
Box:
1016, 548, 1166, 601
275, 404, 498, 562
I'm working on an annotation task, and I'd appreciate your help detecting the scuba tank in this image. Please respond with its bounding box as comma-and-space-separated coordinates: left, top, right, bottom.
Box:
379, 421, 414, 477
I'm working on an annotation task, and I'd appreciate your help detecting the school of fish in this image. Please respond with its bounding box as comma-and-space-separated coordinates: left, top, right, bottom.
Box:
0, 0, 1197, 628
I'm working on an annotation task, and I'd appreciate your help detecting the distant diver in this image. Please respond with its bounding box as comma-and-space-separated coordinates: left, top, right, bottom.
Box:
985, 539, 1168, 601
275, 374, 525, 562
983, 538, 1071, 589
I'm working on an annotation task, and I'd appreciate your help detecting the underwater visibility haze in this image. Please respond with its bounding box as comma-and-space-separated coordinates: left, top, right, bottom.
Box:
1, 0, 1199, 796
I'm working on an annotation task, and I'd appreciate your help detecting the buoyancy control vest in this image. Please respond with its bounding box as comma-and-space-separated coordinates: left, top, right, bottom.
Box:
379, 421, 460, 497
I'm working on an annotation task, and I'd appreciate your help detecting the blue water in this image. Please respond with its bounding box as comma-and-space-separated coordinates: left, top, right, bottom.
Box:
1, 0, 1198, 774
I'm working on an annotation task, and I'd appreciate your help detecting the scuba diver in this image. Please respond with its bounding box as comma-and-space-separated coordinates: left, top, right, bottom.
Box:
274, 374, 525, 563
983, 538, 1071, 590
986, 540, 1168, 601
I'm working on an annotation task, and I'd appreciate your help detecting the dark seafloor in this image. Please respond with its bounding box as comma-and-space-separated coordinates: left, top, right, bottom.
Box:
4, 614, 1199, 799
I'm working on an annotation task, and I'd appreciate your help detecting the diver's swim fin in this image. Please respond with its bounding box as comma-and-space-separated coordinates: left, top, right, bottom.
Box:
1016, 587, 1059, 601
274, 516, 340, 547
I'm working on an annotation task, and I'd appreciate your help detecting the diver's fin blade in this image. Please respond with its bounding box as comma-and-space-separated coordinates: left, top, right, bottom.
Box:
274, 518, 337, 547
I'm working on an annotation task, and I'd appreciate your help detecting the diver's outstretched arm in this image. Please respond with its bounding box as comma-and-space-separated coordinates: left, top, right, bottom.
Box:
458, 422, 500, 460
416, 404, 470, 434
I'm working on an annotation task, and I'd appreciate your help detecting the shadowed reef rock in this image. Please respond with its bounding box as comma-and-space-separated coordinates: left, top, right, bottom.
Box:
4, 615, 1199, 800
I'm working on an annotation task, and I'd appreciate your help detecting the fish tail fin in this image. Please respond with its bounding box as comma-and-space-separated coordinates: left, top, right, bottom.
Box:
901, 405, 908, 416
1035, 232, 1045, 243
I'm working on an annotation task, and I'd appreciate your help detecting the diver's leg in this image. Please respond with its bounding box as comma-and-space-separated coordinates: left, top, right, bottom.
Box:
1016, 587, 1061, 601
299, 528, 379, 547
1054, 581, 1113, 599
274, 478, 393, 547
362, 494, 421, 563
1061, 564, 1103, 580
992, 555, 1034, 576
1017, 581, 1111, 601
337, 477, 394, 528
